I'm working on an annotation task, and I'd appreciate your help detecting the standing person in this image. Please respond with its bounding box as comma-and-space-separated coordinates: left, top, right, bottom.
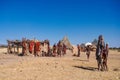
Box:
29, 40, 35, 55
62, 44, 67, 56
22, 39, 27, 56
47, 41, 51, 56
77, 44, 81, 57
105, 43, 109, 70
96, 35, 105, 71
86, 45, 91, 60
34, 41, 41, 56
7, 40, 12, 53
102, 43, 109, 71
57, 41, 62, 57
105, 43, 109, 58
53, 44, 57, 57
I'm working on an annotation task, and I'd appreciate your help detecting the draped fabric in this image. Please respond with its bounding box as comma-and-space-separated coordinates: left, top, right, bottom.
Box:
29, 41, 34, 53
34, 42, 41, 53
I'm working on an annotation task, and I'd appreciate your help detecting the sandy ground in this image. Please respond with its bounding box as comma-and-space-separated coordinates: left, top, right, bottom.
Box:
0, 48, 120, 80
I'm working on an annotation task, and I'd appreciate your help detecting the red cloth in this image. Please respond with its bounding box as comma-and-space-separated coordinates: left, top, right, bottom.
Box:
34, 42, 40, 52
29, 41, 34, 53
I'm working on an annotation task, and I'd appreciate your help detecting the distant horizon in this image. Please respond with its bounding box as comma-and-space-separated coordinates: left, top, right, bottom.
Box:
0, 0, 120, 47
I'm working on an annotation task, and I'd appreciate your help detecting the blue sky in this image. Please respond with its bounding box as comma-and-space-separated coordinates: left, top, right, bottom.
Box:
0, 0, 120, 47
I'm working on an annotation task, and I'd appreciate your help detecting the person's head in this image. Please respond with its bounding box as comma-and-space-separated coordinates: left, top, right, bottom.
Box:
106, 43, 108, 47
98, 35, 104, 42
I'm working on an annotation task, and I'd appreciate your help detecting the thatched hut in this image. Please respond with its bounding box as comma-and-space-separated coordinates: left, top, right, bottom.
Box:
60, 36, 73, 50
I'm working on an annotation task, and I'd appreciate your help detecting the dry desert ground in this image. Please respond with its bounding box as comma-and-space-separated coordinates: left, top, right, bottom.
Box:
0, 48, 120, 80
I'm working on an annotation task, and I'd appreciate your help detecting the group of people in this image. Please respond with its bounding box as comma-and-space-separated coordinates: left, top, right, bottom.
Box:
96, 35, 109, 71
22, 39, 67, 57
76, 35, 109, 71
7, 39, 67, 57
22, 39, 42, 56
76, 44, 91, 60
7, 35, 109, 71
52, 41, 67, 57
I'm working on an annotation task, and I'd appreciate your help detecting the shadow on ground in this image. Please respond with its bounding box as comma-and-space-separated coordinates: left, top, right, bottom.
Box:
73, 66, 98, 71
113, 68, 120, 71
73, 59, 89, 62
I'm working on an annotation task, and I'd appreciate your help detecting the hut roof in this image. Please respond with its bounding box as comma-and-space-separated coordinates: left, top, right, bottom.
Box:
60, 36, 73, 49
